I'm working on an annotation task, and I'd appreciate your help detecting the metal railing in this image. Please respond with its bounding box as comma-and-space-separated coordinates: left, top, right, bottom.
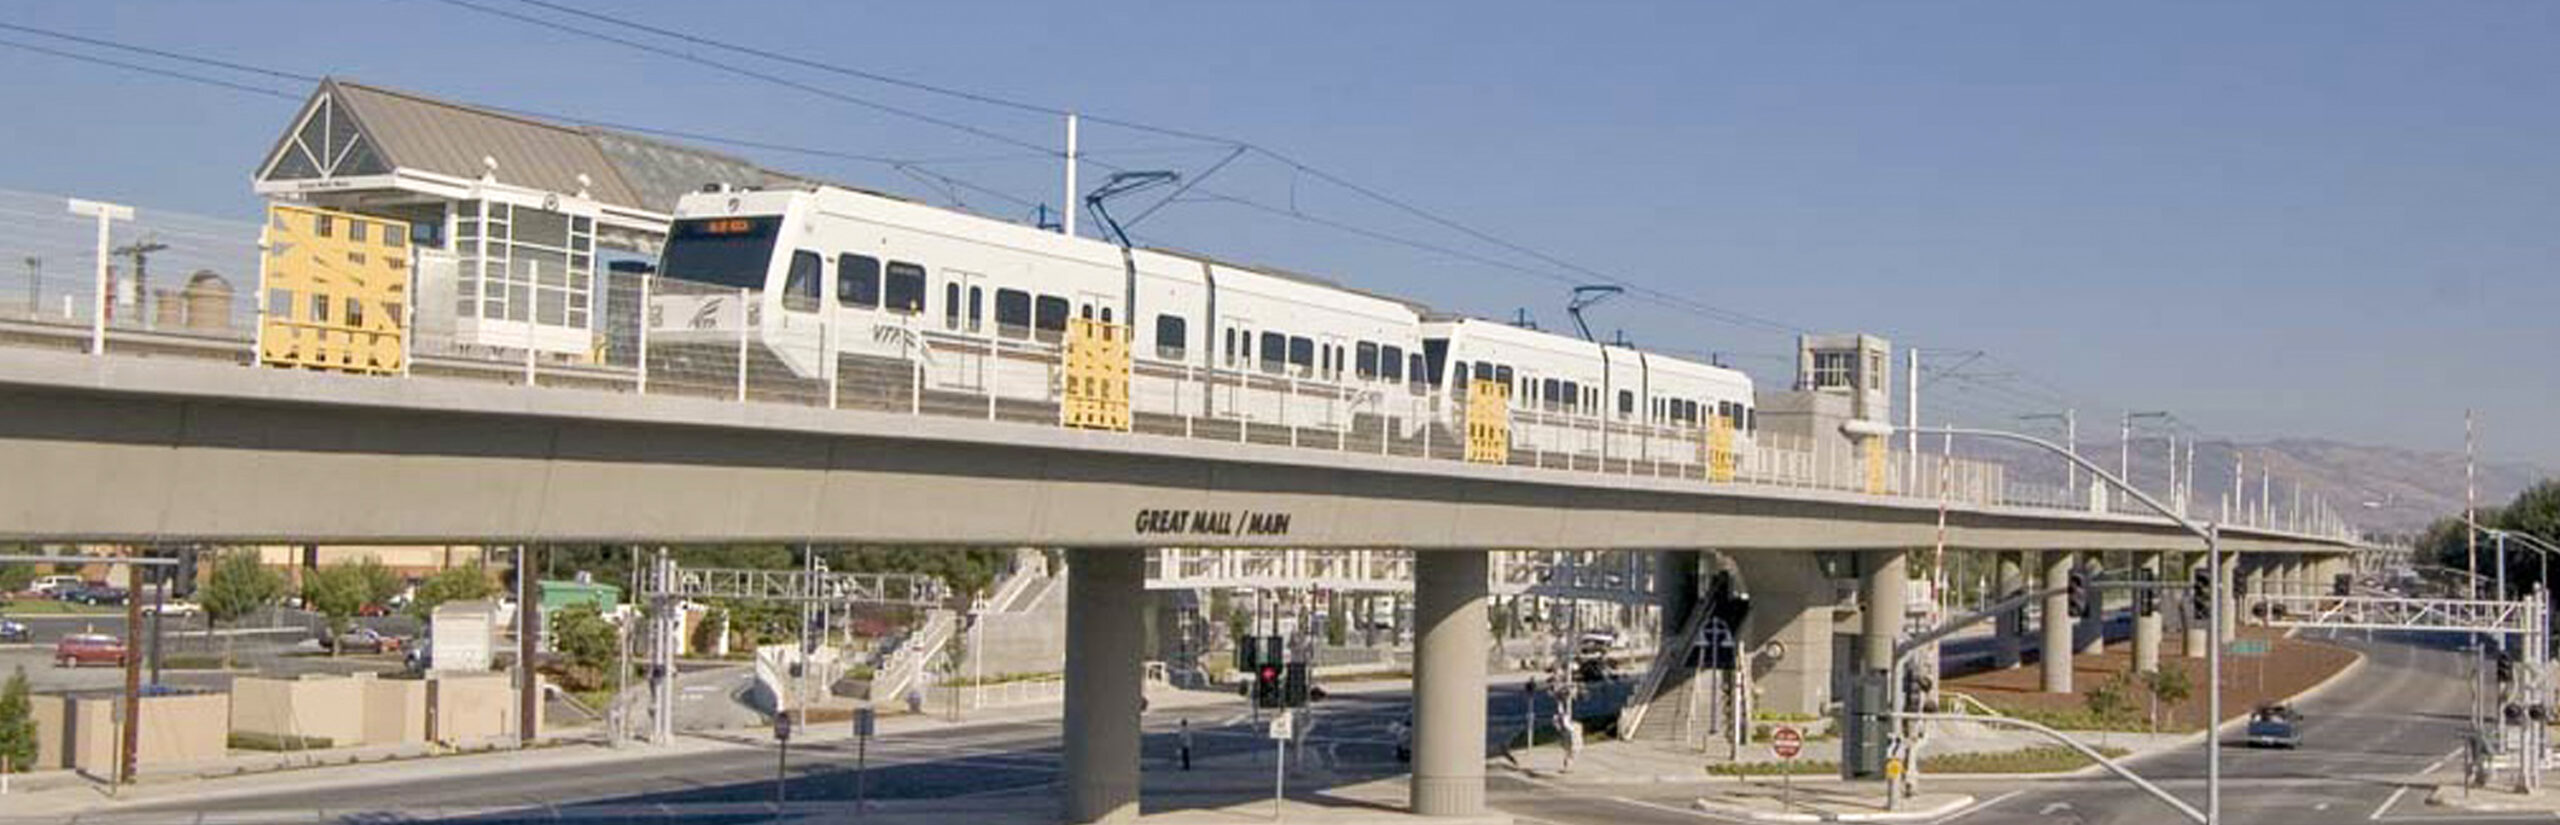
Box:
0, 188, 2362, 544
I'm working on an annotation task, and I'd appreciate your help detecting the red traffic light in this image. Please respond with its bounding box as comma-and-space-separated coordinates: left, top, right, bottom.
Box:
1260, 666, 1279, 681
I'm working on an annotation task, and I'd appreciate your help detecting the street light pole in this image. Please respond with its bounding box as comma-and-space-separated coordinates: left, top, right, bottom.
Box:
1843, 419, 2225, 825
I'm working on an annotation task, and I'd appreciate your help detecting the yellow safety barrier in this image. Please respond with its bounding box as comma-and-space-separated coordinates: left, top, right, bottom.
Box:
1061, 317, 1131, 431
1707, 415, 1738, 482
257, 204, 410, 374
1864, 432, 1888, 494
1465, 378, 1510, 464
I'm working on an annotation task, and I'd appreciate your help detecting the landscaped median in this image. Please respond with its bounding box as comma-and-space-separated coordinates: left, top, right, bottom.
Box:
1942, 625, 2360, 734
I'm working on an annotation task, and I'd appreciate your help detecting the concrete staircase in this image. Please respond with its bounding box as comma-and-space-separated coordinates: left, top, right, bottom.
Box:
1618, 605, 1712, 742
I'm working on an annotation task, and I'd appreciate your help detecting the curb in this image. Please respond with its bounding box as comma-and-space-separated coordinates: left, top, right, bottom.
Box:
1691, 793, 1975, 823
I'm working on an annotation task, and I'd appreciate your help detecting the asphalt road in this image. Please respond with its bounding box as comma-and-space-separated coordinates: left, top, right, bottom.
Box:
118, 674, 1627, 816
1942, 629, 2501, 825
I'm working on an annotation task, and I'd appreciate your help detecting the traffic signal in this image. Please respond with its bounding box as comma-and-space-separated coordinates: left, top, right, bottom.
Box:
1902, 667, 1937, 713
1282, 662, 1311, 707
2066, 569, 2091, 619
2133, 568, 2157, 617
2496, 649, 2517, 685
2191, 569, 2213, 620
1235, 635, 1259, 673
2332, 573, 2352, 597
173, 547, 200, 599
1255, 664, 1284, 708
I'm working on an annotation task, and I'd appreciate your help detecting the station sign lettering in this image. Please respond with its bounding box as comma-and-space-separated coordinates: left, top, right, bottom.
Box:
1133, 508, 1293, 537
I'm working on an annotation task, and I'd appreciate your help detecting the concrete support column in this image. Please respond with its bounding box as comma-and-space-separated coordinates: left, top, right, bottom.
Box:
2217, 551, 2240, 641
2134, 550, 2163, 672
1411, 550, 1489, 817
1063, 548, 1144, 824
1995, 552, 2025, 670
1861, 549, 1908, 674
2041, 551, 2074, 693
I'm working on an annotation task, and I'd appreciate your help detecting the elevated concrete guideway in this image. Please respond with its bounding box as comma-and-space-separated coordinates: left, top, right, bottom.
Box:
0, 348, 2358, 555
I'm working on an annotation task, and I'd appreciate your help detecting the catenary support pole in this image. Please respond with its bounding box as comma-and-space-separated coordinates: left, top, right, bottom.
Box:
2135, 550, 2162, 672
1062, 548, 1143, 824
1411, 550, 1489, 816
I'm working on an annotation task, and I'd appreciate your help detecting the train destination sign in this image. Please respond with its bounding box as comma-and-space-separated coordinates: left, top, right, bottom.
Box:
1133, 509, 1294, 537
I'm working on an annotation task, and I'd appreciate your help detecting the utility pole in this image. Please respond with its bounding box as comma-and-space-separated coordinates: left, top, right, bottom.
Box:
66, 198, 134, 353
518, 545, 539, 746
111, 237, 168, 328
1906, 348, 1919, 494
1062, 113, 1079, 238
2469, 410, 2479, 601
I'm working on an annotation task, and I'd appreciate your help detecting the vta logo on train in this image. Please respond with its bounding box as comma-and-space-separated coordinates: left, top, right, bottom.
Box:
1133, 509, 1293, 537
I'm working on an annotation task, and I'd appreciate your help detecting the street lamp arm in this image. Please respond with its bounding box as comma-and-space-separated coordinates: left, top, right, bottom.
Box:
1844, 422, 2210, 542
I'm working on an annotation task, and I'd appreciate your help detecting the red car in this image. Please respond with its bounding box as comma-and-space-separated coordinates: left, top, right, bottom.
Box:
54, 633, 127, 667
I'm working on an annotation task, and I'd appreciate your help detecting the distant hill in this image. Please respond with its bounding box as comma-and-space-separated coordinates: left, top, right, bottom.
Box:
1952, 436, 2548, 538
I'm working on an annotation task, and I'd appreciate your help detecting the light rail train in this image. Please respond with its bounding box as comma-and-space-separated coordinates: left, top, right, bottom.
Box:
644, 183, 1757, 465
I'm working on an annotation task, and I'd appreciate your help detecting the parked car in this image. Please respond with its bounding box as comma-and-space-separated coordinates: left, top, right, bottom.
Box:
2247, 703, 2303, 748
141, 600, 202, 617
357, 603, 394, 617
54, 633, 127, 667
29, 575, 84, 596
0, 617, 29, 642
60, 584, 129, 606
322, 626, 406, 655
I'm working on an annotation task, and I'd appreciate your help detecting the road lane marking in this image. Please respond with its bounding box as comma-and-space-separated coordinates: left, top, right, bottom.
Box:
1945, 790, 2022, 821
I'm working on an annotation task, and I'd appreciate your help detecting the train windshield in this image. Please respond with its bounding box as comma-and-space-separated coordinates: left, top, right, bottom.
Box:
1422, 338, 1449, 385
660, 216, 782, 290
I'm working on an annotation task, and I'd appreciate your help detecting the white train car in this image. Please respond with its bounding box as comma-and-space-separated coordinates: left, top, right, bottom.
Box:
1423, 317, 1755, 470
645, 184, 1430, 437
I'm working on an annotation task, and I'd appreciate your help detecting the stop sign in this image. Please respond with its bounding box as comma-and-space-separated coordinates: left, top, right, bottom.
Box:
1770, 725, 1803, 760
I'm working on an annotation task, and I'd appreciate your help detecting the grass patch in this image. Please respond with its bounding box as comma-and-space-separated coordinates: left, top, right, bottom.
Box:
0, 600, 124, 615
1979, 704, 2173, 734
1749, 724, 1837, 743
1320, 669, 1413, 684
1921, 745, 2131, 773
1750, 711, 1821, 723
940, 671, 1061, 687
1709, 758, 1838, 777
229, 731, 333, 751
160, 654, 229, 670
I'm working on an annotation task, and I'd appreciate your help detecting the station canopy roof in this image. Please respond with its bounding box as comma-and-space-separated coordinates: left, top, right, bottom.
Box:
255, 78, 815, 217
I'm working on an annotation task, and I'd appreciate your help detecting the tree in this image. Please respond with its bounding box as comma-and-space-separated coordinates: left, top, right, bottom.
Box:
546, 604, 621, 691
0, 563, 38, 595
409, 561, 499, 619
352, 557, 403, 610
2143, 665, 2194, 731
303, 564, 371, 649
199, 550, 286, 628
0, 667, 31, 774
2085, 670, 2132, 723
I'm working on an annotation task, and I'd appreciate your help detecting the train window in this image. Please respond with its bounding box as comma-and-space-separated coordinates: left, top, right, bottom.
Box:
944, 283, 961, 329
1288, 336, 1315, 374
1563, 381, 1580, 413
1685, 400, 1700, 423
995, 288, 1031, 339
837, 254, 879, 308
1381, 346, 1404, 381
1223, 328, 1237, 366
884, 262, 926, 314
1405, 353, 1424, 388
1619, 390, 1635, 417
782, 251, 821, 312
1080, 304, 1094, 321
1156, 314, 1187, 360
1355, 342, 1379, 379
1452, 361, 1469, 388
1034, 295, 1070, 343
1718, 401, 1736, 425
1259, 332, 1286, 374
968, 286, 984, 332
1493, 364, 1512, 385
1102, 307, 1114, 324
1540, 379, 1560, 411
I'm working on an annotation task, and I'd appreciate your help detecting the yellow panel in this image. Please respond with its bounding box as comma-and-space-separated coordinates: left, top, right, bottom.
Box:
1061, 317, 1132, 431
1864, 433, 1888, 494
258, 204, 409, 374
1465, 379, 1511, 464
1707, 415, 1737, 482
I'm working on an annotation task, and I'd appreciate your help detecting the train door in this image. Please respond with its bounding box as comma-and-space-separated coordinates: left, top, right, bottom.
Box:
769, 249, 827, 377
1215, 315, 1252, 422
1318, 332, 1350, 430
934, 269, 988, 391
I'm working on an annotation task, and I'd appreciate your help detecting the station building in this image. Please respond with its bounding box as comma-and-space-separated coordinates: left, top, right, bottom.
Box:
251, 78, 815, 365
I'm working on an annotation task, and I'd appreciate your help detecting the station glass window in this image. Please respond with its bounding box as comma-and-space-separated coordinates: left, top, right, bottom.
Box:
995, 289, 1031, 338
838, 254, 879, 308
1034, 295, 1070, 342
884, 262, 925, 314
1156, 314, 1187, 360
782, 251, 821, 312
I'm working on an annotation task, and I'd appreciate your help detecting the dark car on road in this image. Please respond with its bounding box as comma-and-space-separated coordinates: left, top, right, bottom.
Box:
322, 626, 406, 655
2247, 703, 2303, 748
54, 633, 127, 667
58, 584, 129, 606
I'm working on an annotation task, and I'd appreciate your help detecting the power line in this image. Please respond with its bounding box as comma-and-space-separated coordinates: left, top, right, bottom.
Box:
0, 36, 301, 101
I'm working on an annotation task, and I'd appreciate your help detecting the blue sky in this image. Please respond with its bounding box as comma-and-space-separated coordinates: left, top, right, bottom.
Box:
4, 0, 2555, 463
